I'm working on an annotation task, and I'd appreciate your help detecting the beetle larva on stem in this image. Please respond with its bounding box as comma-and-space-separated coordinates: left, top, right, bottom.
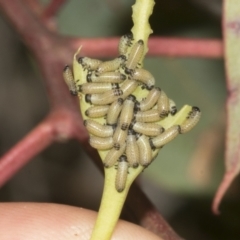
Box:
180, 107, 201, 134
103, 144, 126, 168
126, 130, 139, 168
89, 136, 114, 150
135, 109, 161, 123
136, 134, 152, 167
118, 33, 134, 55
130, 121, 164, 137
134, 87, 161, 111
131, 68, 155, 90
115, 155, 129, 192
84, 119, 114, 138
125, 40, 144, 75
96, 55, 126, 76
157, 90, 170, 118
79, 83, 119, 94
63, 65, 78, 96
85, 105, 110, 118
85, 89, 123, 105
120, 79, 138, 99
119, 95, 135, 130
113, 125, 128, 150
149, 125, 180, 150
169, 99, 177, 116
78, 57, 102, 71
87, 72, 126, 83
106, 98, 124, 125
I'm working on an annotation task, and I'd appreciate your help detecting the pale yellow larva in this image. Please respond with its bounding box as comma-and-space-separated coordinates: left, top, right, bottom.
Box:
85, 105, 110, 118
136, 134, 152, 167
126, 130, 139, 168
113, 125, 128, 150
63, 65, 78, 96
135, 87, 161, 111
115, 155, 129, 192
85, 89, 123, 105
135, 109, 161, 123
180, 107, 201, 134
89, 136, 113, 150
125, 40, 144, 75
149, 125, 180, 149
78, 57, 102, 71
106, 98, 124, 125
131, 68, 155, 90
96, 55, 126, 76
118, 33, 134, 55
87, 72, 126, 83
84, 119, 114, 138
120, 79, 138, 99
103, 144, 126, 168
119, 95, 135, 130
157, 90, 170, 118
79, 83, 119, 94
169, 99, 177, 116
130, 121, 164, 137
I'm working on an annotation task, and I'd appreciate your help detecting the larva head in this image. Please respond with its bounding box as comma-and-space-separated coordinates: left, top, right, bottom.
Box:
85, 94, 92, 104
87, 73, 92, 82
118, 155, 128, 163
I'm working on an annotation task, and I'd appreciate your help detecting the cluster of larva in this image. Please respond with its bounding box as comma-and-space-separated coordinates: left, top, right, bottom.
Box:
63, 33, 201, 192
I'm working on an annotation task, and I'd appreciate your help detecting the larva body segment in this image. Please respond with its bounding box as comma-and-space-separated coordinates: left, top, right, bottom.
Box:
131, 121, 164, 137
107, 98, 124, 125
180, 107, 201, 134
103, 144, 126, 168
136, 134, 152, 167
78, 57, 102, 71
85, 105, 110, 118
120, 79, 138, 99
96, 55, 126, 76
119, 95, 135, 130
157, 91, 170, 118
125, 40, 144, 75
118, 33, 134, 55
169, 99, 177, 116
135, 109, 161, 123
131, 68, 155, 90
85, 89, 123, 105
63, 65, 78, 96
84, 119, 114, 137
115, 155, 129, 192
79, 83, 119, 94
89, 136, 114, 150
149, 125, 180, 149
113, 125, 128, 150
135, 87, 161, 111
87, 72, 126, 83
126, 130, 139, 168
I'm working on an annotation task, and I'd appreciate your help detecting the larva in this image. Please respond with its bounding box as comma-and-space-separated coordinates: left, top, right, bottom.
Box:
85, 105, 110, 118
120, 79, 138, 99
118, 33, 134, 55
157, 91, 170, 118
125, 40, 144, 75
89, 136, 114, 150
119, 95, 135, 130
180, 107, 201, 134
96, 55, 126, 76
115, 155, 129, 192
130, 121, 164, 137
149, 125, 180, 149
106, 98, 124, 125
113, 125, 128, 150
169, 99, 177, 116
85, 89, 123, 105
126, 130, 139, 168
63, 65, 78, 96
131, 68, 155, 90
87, 72, 126, 83
79, 83, 119, 94
136, 134, 152, 167
134, 87, 161, 111
135, 109, 161, 123
83, 119, 114, 137
103, 144, 126, 168
78, 57, 102, 71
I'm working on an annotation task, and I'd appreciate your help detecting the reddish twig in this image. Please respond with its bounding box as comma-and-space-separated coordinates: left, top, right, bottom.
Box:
42, 0, 67, 19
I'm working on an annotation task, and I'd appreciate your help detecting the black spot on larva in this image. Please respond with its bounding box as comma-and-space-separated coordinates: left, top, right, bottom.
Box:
85, 94, 92, 104
78, 57, 84, 64
63, 65, 69, 72
138, 39, 144, 45
170, 106, 177, 116
149, 138, 156, 150
120, 74, 127, 80
127, 94, 136, 102
192, 106, 200, 112
87, 73, 92, 82
83, 120, 87, 126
